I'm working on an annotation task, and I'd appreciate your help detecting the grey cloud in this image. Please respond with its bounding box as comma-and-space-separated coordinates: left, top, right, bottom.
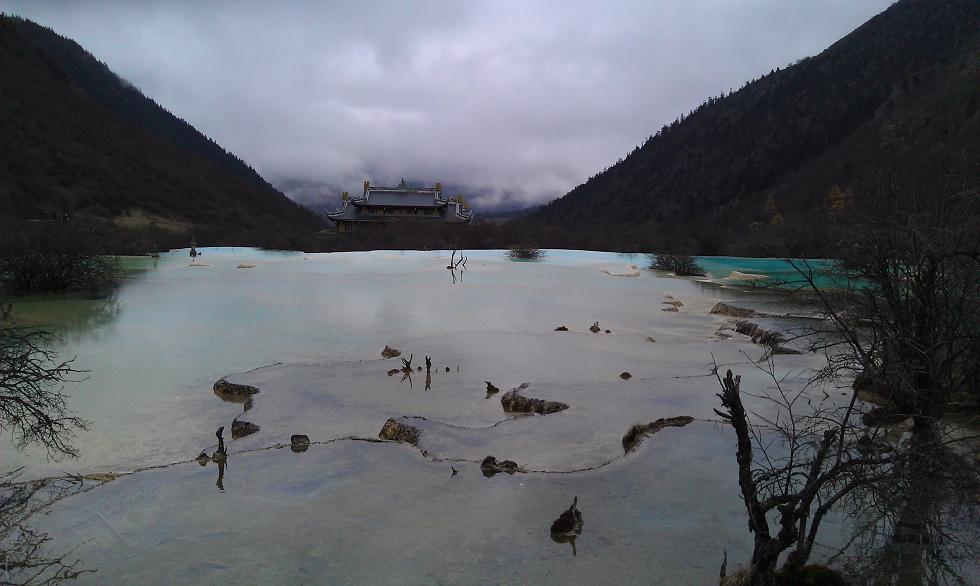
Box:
6, 0, 894, 211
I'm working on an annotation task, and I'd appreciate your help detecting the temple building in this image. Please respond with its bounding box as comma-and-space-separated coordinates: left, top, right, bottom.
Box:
326, 179, 473, 233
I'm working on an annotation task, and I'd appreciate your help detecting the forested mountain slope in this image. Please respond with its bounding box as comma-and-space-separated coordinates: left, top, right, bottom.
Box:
0, 15, 324, 250
523, 0, 980, 255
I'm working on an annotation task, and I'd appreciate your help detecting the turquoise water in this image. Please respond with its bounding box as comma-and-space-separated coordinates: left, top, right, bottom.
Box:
695, 255, 837, 289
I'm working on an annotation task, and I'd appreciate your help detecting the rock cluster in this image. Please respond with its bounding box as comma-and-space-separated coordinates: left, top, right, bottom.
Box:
378, 418, 421, 446
213, 379, 260, 402
622, 416, 694, 453
290, 434, 311, 452
734, 320, 801, 355
709, 302, 756, 318
480, 455, 520, 477
500, 386, 569, 415
231, 419, 260, 439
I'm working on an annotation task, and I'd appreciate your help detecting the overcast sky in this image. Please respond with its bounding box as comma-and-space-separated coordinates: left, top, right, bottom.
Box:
7, 0, 895, 210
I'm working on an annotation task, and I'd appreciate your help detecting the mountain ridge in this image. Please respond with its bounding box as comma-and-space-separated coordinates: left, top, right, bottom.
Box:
0, 14, 324, 250
521, 0, 980, 255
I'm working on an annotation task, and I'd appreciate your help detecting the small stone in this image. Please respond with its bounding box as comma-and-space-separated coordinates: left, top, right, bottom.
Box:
622, 416, 694, 453
480, 455, 520, 477
501, 387, 568, 415
381, 345, 402, 359
231, 419, 260, 439
290, 434, 311, 453
213, 379, 260, 403
554, 325, 568, 331
379, 418, 421, 446
620, 372, 632, 380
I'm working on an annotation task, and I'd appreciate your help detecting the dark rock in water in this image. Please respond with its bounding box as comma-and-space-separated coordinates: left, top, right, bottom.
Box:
710, 302, 756, 318
213, 379, 260, 403
500, 387, 568, 415
417, 366, 423, 372
290, 434, 311, 453
622, 416, 694, 453
387, 368, 400, 376
445, 367, 451, 373
485, 380, 500, 399
604, 329, 611, 334
378, 418, 421, 446
554, 325, 568, 331
861, 406, 909, 427
231, 419, 260, 439
381, 345, 401, 359
589, 321, 601, 333
620, 372, 632, 380
481, 455, 520, 477
195, 451, 210, 466
661, 306, 678, 312
550, 497, 584, 556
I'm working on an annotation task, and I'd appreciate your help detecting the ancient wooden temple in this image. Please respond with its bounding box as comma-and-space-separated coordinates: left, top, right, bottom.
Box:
326, 179, 473, 233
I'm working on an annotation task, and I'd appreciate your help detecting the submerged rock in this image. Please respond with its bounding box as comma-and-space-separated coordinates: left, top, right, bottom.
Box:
381, 345, 402, 359
231, 419, 260, 439
500, 387, 569, 415
387, 368, 400, 376
661, 306, 678, 312
195, 451, 210, 466
290, 434, 311, 453
378, 418, 421, 446
710, 302, 756, 318
213, 379, 260, 403
480, 455, 520, 477
620, 372, 632, 380
554, 325, 568, 331
622, 416, 694, 453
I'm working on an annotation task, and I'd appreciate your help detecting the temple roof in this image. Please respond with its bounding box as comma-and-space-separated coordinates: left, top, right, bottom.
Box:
361, 188, 444, 208
325, 180, 474, 223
